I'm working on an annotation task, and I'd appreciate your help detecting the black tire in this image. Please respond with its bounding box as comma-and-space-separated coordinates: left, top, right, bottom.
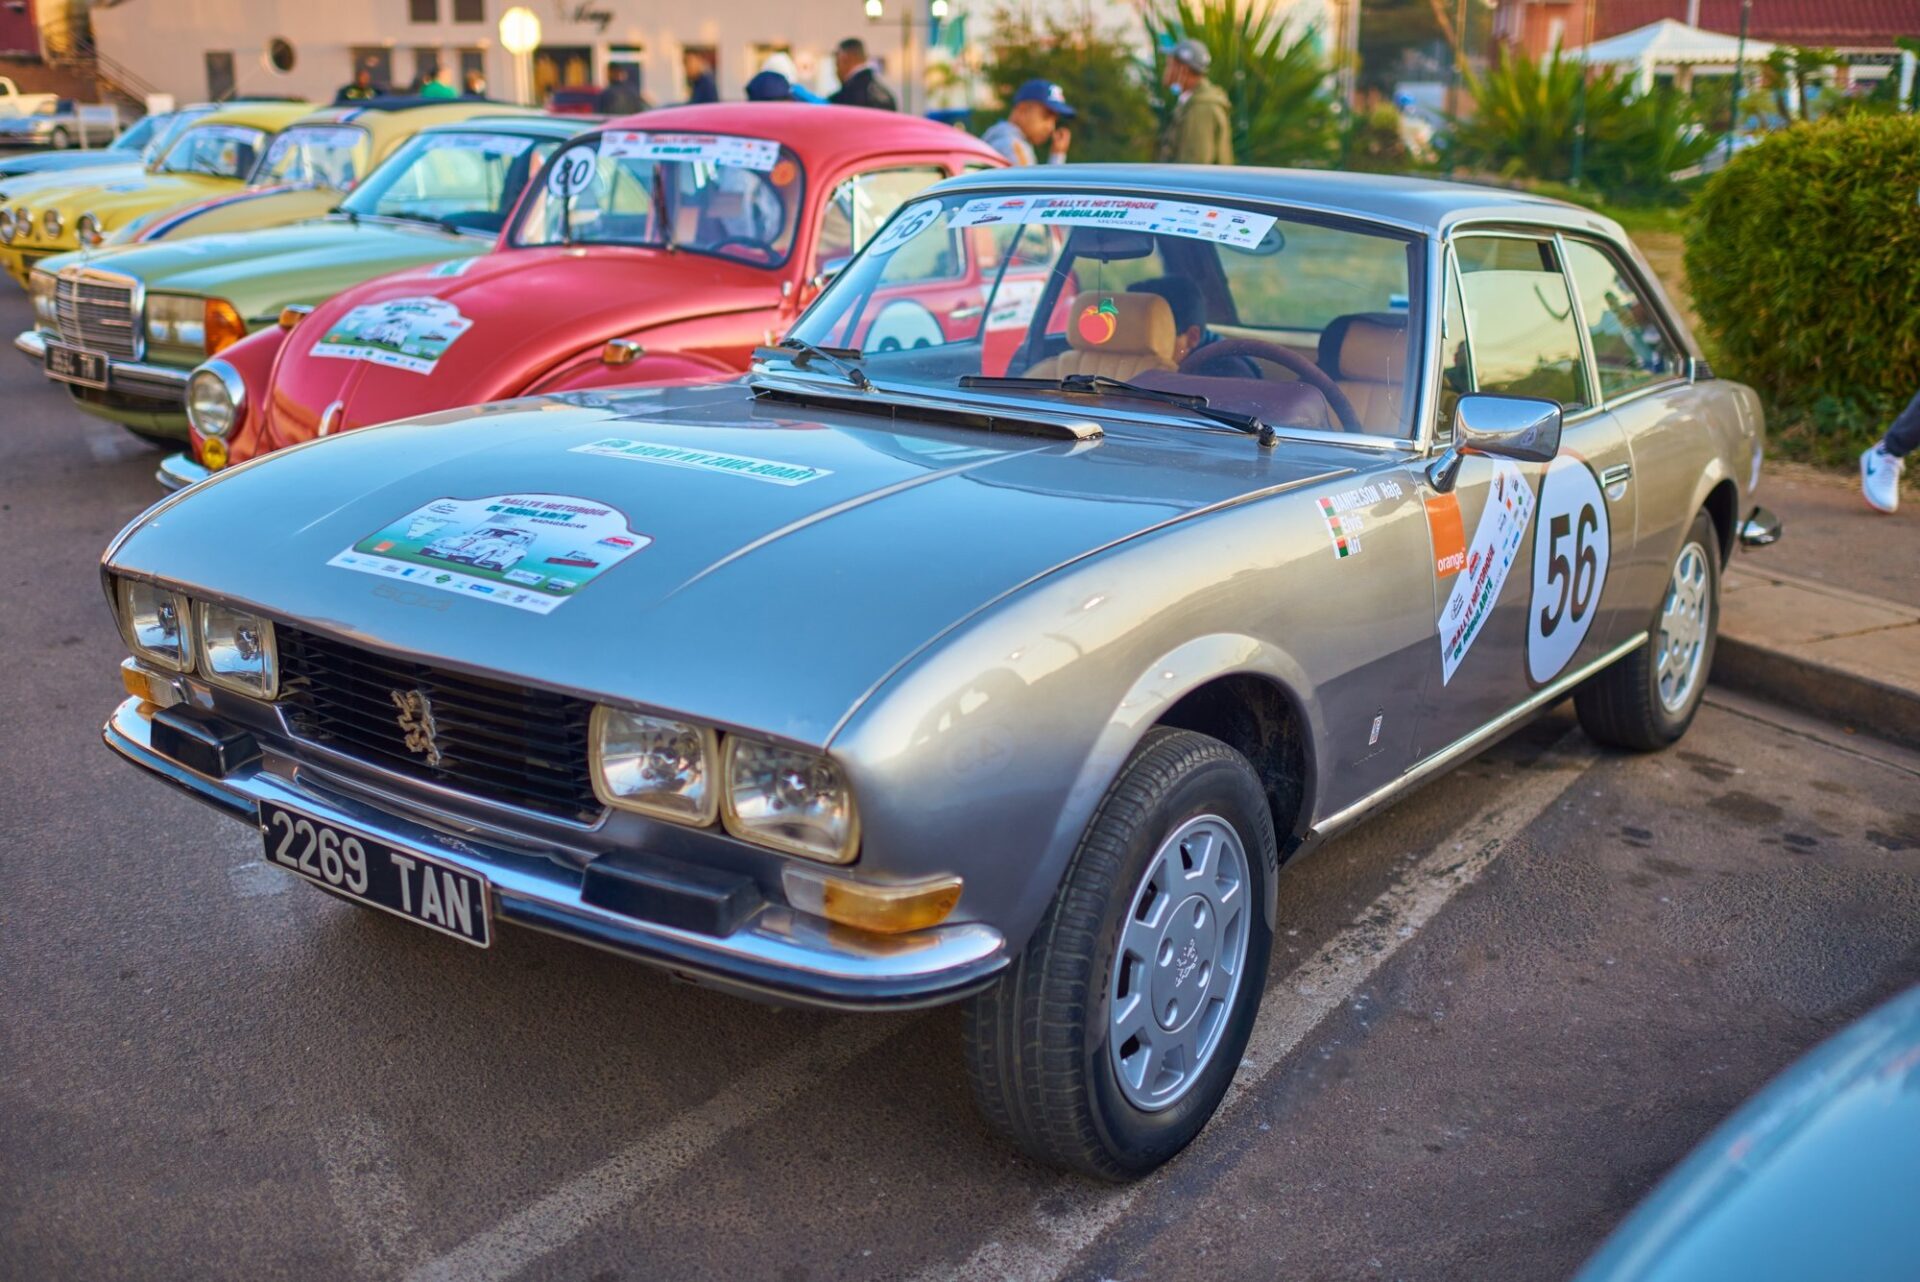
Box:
50, 127, 71, 149
1576, 509, 1720, 751
963, 727, 1277, 1180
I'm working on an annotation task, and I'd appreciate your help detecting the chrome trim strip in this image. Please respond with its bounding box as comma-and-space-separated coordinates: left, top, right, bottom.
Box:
155, 453, 211, 491
1307, 631, 1648, 843
103, 697, 1008, 1010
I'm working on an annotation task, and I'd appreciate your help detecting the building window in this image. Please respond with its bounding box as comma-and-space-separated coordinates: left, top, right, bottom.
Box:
350, 45, 396, 91
453, 0, 484, 21
413, 46, 442, 89
205, 50, 236, 101
458, 47, 487, 93
409, 0, 437, 22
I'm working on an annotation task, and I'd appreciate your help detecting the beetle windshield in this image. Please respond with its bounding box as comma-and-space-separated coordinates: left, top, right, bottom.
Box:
509, 131, 804, 267
253, 123, 368, 188
784, 189, 1425, 438
155, 123, 268, 179
339, 130, 560, 235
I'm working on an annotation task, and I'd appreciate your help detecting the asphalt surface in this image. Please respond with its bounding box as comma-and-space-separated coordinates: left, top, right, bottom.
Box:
2, 287, 1918, 1282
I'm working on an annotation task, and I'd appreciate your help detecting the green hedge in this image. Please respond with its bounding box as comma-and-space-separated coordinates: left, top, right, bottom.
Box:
1687, 116, 1920, 448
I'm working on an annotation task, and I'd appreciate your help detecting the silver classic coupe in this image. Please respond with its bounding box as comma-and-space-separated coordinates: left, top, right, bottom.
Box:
100, 167, 1779, 1178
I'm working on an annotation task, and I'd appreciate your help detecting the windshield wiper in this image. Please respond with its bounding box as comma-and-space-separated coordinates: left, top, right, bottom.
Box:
958, 374, 1276, 446
652, 163, 675, 252
761, 338, 871, 391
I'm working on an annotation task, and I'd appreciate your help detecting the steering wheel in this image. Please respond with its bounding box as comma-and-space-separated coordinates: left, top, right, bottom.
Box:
1179, 337, 1366, 434
708, 236, 777, 264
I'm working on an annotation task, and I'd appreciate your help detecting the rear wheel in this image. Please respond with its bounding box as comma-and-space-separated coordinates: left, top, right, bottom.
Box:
963, 727, 1275, 1179
1576, 509, 1720, 750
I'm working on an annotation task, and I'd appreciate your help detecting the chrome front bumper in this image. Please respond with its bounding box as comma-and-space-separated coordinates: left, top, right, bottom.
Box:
15, 328, 191, 404
104, 697, 1008, 1010
156, 452, 211, 491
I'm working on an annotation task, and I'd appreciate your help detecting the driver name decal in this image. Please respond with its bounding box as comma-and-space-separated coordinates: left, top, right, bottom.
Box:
310, 297, 473, 375
1314, 477, 1403, 561
328, 493, 650, 614
1438, 460, 1535, 684
570, 438, 832, 486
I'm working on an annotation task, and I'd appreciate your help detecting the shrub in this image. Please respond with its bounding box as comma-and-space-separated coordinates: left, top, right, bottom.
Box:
1142, 0, 1339, 167
978, 8, 1158, 163
1686, 114, 1920, 445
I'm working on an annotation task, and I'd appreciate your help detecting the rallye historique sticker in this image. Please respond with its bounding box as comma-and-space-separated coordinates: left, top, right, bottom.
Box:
570, 438, 831, 486
1439, 460, 1535, 684
946, 194, 1277, 249
310, 297, 473, 375
328, 494, 650, 614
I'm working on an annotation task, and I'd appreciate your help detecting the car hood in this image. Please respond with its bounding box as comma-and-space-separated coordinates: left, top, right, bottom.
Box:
37, 171, 236, 227
108, 382, 1353, 745
267, 245, 781, 436
0, 151, 137, 179
0, 160, 144, 201
46, 217, 489, 321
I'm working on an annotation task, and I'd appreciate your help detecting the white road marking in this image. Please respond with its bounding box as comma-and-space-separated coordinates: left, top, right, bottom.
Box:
317, 1111, 419, 1277
917, 731, 1597, 1282
405, 1014, 910, 1282
227, 860, 291, 898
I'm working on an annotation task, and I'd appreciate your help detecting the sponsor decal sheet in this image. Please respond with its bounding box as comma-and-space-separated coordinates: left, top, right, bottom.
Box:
1438, 460, 1534, 683
310, 297, 472, 375
946, 194, 1277, 249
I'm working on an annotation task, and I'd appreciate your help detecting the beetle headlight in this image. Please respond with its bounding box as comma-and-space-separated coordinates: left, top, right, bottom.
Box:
41, 208, 62, 239
146, 294, 207, 350
721, 739, 860, 863
28, 269, 56, 327
115, 577, 195, 673
75, 212, 102, 246
186, 359, 244, 438
591, 707, 719, 824
196, 601, 277, 698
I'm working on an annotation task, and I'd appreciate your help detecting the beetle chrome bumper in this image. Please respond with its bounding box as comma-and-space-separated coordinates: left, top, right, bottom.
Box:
156, 453, 211, 491
104, 697, 1008, 1010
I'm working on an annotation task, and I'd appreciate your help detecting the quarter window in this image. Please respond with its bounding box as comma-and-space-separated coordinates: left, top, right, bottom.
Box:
1563, 239, 1681, 401
816, 167, 948, 275
1454, 236, 1589, 412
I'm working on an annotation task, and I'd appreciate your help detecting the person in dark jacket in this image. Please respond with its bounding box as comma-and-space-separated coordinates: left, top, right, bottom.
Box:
682, 49, 719, 104
829, 38, 896, 110
336, 67, 380, 103
598, 65, 644, 115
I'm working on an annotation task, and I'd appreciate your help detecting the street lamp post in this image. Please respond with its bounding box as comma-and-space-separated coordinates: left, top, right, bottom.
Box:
498, 6, 542, 107
866, 0, 934, 114
1571, 0, 1599, 186
1726, 0, 1751, 161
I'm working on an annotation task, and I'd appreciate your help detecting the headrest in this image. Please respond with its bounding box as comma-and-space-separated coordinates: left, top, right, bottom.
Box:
1319, 313, 1407, 383
1066, 290, 1175, 361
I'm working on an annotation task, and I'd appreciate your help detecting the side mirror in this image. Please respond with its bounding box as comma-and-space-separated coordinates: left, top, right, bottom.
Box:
1428, 394, 1563, 492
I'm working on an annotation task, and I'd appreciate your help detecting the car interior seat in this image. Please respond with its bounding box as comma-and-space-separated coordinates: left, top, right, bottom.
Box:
1319, 313, 1409, 434
1024, 290, 1177, 382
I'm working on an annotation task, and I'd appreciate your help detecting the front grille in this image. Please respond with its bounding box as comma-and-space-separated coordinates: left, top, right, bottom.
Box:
52, 269, 138, 359
277, 628, 601, 820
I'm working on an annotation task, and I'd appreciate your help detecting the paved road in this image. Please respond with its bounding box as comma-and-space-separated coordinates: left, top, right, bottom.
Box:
3, 289, 1918, 1282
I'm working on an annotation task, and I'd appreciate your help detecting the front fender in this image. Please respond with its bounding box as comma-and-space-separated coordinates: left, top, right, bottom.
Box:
207, 324, 291, 467
522, 344, 739, 395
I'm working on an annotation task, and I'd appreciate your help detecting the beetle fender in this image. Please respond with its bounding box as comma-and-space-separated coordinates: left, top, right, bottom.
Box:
198, 323, 289, 468
523, 345, 739, 395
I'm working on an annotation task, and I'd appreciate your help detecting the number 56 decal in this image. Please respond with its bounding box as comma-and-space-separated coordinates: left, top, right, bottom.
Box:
1527, 455, 1610, 684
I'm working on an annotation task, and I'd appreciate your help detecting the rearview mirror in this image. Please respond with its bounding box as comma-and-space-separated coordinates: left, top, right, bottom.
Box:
1427, 394, 1562, 492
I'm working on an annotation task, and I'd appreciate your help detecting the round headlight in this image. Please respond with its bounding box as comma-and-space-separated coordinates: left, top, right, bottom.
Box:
0, 210, 13, 244
75, 212, 101, 246
186, 359, 245, 439
41, 208, 61, 239
13, 207, 28, 237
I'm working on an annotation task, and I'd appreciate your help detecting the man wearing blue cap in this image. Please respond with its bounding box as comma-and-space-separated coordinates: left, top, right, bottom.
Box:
982, 79, 1074, 166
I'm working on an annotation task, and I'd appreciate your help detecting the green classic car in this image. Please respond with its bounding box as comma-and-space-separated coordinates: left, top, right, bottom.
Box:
15, 115, 576, 442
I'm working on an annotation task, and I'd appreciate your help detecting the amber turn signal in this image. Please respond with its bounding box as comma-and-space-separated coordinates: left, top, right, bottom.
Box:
199, 436, 229, 471
119, 657, 182, 709
601, 338, 643, 366
204, 299, 246, 354
781, 867, 963, 935
278, 304, 313, 331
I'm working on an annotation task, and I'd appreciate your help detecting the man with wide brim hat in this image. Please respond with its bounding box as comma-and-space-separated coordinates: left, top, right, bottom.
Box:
1157, 38, 1233, 165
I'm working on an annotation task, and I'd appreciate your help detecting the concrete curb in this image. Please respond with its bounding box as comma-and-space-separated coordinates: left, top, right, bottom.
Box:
1711, 637, 1920, 751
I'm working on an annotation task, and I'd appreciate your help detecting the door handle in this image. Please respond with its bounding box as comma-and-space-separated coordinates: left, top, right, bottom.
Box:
950, 304, 984, 321
1600, 462, 1632, 498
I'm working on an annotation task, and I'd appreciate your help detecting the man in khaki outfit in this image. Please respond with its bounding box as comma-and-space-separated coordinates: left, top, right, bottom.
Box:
1156, 38, 1233, 165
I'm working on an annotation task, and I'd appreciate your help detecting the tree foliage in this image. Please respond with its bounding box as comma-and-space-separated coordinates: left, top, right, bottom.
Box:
1142, 0, 1339, 167
976, 7, 1158, 162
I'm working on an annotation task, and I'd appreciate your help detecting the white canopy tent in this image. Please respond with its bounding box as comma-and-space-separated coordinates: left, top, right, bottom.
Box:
1574, 18, 1777, 96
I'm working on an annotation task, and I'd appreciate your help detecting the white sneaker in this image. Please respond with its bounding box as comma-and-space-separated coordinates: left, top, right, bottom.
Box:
1862, 442, 1903, 514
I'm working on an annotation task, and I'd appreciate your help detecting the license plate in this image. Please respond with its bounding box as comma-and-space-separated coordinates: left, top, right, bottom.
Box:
259, 802, 492, 947
44, 340, 108, 389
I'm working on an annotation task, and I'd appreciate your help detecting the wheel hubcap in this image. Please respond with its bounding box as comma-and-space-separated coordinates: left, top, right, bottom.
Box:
1657, 540, 1711, 713
1108, 814, 1250, 1112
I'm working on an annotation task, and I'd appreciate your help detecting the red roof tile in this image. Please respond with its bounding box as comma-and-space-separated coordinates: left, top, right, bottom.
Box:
1593, 0, 1920, 47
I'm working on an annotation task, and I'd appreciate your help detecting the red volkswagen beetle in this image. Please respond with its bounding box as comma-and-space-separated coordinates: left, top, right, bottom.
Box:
169, 103, 1004, 485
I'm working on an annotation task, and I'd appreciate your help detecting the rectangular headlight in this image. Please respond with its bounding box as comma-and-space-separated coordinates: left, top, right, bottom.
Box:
195, 601, 277, 699
114, 577, 195, 673
721, 738, 860, 864
145, 294, 206, 351
591, 707, 719, 825
28, 269, 55, 327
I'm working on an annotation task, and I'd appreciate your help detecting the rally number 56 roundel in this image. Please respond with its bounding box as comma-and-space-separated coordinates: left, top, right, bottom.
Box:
1526, 455, 1610, 685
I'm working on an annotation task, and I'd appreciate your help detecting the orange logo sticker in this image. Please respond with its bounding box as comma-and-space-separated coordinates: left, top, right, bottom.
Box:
1077, 298, 1119, 345
1426, 492, 1466, 578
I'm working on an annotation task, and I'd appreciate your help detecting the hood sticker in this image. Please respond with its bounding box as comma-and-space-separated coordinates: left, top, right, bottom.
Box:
1439, 460, 1535, 684
310, 297, 472, 375
947, 194, 1276, 250
571, 437, 832, 486
328, 493, 651, 614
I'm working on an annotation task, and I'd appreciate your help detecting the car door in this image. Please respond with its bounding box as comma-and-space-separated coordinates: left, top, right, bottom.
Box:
1414, 232, 1637, 753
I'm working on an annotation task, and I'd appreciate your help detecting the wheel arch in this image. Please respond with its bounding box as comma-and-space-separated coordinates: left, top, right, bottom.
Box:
1701, 475, 1739, 567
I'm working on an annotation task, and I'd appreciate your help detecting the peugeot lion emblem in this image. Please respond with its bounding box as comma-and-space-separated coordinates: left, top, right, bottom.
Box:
391, 688, 443, 766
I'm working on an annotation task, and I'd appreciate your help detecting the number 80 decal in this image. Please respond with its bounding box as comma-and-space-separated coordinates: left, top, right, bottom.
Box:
1526, 455, 1609, 685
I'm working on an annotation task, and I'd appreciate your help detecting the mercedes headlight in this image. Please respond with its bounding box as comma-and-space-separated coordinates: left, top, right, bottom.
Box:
721, 739, 860, 863
41, 208, 62, 239
115, 577, 195, 673
146, 293, 206, 350
75, 212, 102, 246
0, 210, 14, 243
195, 601, 277, 698
186, 359, 244, 438
591, 707, 720, 824
28, 269, 56, 327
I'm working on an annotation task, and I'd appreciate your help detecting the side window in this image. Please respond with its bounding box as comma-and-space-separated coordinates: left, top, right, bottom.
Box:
815, 166, 948, 275
1436, 258, 1473, 443
1562, 239, 1681, 401
1454, 236, 1590, 411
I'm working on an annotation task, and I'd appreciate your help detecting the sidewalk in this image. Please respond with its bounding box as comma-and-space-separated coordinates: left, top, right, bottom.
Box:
1712, 462, 1920, 748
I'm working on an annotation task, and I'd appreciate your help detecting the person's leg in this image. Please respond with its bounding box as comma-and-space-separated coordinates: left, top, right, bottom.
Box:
1862, 388, 1916, 513
1883, 388, 1920, 458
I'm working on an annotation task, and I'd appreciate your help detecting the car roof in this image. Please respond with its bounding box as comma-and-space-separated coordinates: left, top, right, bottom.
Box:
293, 99, 546, 147
595, 101, 1002, 169
190, 101, 319, 133
931, 163, 1616, 237
412, 114, 593, 140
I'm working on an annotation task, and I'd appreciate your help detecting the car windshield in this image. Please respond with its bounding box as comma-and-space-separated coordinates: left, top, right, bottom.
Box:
253, 123, 368, 188
112, 113, 162, 153
338, 130, 560, 235
143, 107, 212, 164
785, 189, 1424, 438
509, 130, 804, 267
155, 123, 268, 178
